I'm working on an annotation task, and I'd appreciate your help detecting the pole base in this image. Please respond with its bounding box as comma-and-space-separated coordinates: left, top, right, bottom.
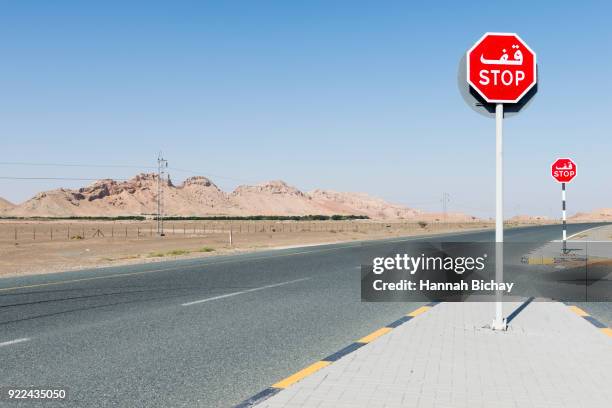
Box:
491, 318, 507, 331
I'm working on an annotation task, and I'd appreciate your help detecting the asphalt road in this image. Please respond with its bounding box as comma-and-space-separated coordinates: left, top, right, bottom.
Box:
0, 223, 607, 407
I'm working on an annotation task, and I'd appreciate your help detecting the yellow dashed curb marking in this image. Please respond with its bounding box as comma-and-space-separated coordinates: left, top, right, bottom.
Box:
568, 305, 589, 317
235, 303, 441, 406
568, 305, 612, 339
407, 305, 431, 317
240, 303, 604, 407
268, 304, 434, 393
357, 327, 392, 344
272, 361, 331, 389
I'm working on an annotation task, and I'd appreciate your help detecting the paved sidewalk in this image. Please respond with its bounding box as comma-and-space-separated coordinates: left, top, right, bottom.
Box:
256, 301, 612, 408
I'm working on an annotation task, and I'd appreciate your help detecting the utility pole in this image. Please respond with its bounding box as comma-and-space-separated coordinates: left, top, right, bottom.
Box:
441, 192, 450, 221
157, 152, 168, 236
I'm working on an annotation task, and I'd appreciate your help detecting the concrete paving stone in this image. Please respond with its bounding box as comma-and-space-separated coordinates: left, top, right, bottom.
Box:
257, 302, 612, 407
385, 403, 416, 408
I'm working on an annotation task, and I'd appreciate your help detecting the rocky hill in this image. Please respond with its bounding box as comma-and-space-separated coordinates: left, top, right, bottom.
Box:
508, 215, 552, 223
570, 208, 612, 222
1, 173, 478, 220
0, 197, 15, 211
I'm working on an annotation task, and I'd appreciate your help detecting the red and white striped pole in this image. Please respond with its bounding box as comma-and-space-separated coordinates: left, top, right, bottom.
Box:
551, 158, 576, 252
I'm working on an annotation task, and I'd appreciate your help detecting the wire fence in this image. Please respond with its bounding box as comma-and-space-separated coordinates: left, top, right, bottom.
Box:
0, 220, 492, 245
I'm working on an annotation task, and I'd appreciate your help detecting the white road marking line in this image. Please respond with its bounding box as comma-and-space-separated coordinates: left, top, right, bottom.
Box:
0, 337, 30, 347
551, 226, 608, 242
566, 226, 606, 240
181, 278, 311, 306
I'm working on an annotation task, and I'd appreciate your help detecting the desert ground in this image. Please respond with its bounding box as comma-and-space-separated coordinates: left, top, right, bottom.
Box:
0, 219, 503, 277
0, 174, 573, 277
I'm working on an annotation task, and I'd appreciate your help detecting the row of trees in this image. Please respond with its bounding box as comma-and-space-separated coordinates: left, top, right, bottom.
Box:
0, 214, 370, 221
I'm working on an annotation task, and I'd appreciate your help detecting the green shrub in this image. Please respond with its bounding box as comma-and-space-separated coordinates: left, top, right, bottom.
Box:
196, 247, 215, 252
167, 249, 189, 256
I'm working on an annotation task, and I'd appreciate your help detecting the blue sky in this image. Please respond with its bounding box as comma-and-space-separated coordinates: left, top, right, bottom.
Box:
0, 1, 610, 218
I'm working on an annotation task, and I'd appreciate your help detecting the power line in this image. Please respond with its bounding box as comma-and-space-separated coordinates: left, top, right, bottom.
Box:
0, 176, 129, 181
441, 192, 450, 220
0, 161, 156, 169
0, 161, 256, 184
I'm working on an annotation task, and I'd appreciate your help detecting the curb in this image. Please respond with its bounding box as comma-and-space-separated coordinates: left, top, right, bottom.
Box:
233, 302, 440, 408
568, 305, 612, 338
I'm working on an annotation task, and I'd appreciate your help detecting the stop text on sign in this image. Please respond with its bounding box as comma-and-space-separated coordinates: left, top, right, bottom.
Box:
479, 69, 525, 86
467, 33, 537, 104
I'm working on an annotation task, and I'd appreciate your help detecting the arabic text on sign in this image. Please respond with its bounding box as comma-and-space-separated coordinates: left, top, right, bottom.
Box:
555, 163, 573, 171
480, 45, 524, 66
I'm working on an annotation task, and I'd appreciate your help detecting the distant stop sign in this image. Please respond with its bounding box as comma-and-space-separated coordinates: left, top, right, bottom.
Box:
551, 158, 577, 183
467, 33, 537, 103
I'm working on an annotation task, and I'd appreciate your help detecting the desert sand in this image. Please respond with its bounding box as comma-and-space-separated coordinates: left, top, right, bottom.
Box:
508, 214, 553, 223
0, 220, 492, 277
570, 208, 612, 222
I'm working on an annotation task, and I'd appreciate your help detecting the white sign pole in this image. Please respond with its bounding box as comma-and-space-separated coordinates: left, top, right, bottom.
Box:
493, 103, 507, 330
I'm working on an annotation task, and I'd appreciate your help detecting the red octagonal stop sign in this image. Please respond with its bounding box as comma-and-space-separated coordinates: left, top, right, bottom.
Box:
467, 33, 537, 103
551, 158, 577, 183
